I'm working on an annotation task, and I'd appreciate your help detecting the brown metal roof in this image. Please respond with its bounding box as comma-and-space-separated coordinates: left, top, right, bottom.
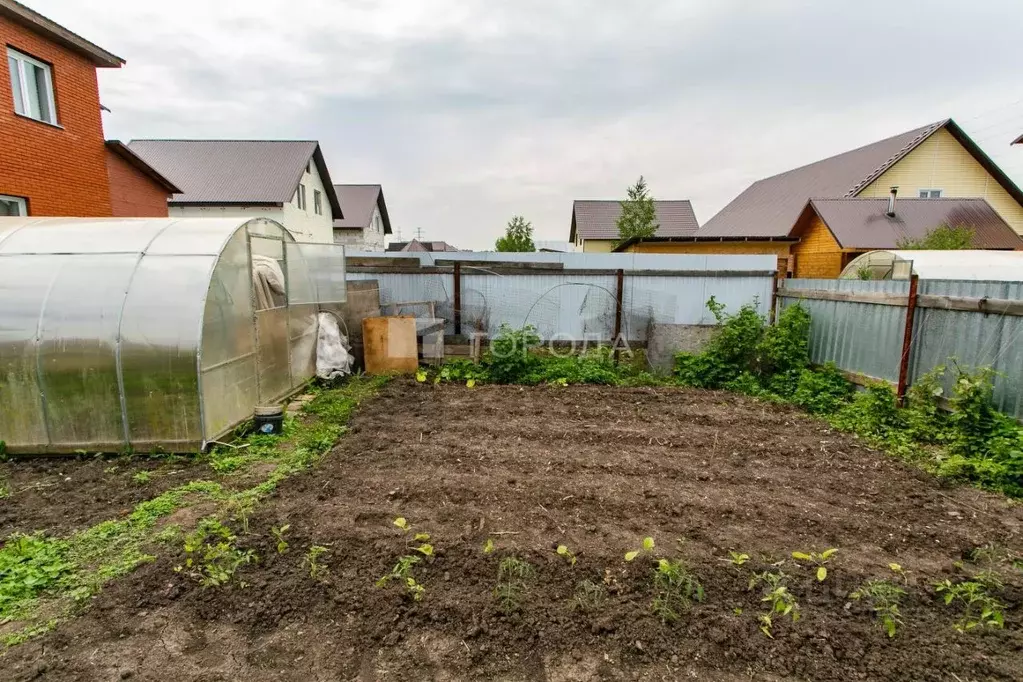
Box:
386, 239, 461, 252
570, 200, 699, 241
699, 121, 947, 238
127, 140, 342, 217
807, 198, 1023, 250
333, 184, 392, 234
0, 0, 123, 67
105, 141, 181, 194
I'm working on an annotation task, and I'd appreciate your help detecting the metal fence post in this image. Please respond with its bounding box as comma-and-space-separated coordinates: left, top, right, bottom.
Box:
896, 274, 920, 403
453, 261, 462, 337
613, 269, 624, 365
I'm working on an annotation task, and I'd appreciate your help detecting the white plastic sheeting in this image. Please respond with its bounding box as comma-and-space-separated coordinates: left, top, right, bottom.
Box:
315, 313, 353, 380
840, 250, 1023, 281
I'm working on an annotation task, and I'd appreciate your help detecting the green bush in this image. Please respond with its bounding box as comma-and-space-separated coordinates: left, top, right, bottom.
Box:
485, 324, 541, 383
674, 298, 810, 391
792, 364, 853, 415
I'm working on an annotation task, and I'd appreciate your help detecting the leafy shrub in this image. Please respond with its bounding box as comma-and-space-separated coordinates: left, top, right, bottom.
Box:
832, 382, 906, 440
674, 298, 809, 392
178, 517, 256, 588
792, 364, 853, 415
485, 324, 541, 383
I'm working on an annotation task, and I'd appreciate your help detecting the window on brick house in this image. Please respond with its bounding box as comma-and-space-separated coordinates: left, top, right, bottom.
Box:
296, 184, 306, 210
7, 48, 57, 125
313, 189, 322, 215
0, 195, 28, 216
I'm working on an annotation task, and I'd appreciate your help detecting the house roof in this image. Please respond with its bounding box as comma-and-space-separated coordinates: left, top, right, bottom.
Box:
1014, 133, 1023, 146
105, 141, 181, 194
333, 184, 392, 234
386, 239, 461, 252
805, 197, 1023, 250
0, 0, 123, 67
699, 119, 1023, 238
570, 200, 699, 241
127, 140, 342, 217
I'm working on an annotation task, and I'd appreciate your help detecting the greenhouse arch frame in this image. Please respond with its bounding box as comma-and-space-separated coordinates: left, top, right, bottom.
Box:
0, 217, 347, 454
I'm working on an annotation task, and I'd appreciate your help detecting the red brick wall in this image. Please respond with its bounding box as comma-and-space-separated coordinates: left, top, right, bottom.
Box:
0, 16, 113, 216
106, 149, 170, 217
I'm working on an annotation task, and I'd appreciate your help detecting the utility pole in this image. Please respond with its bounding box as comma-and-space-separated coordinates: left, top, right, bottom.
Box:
415, 227, 425, 240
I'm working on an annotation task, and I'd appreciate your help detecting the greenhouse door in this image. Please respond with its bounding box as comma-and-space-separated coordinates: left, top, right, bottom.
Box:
250, 234, 292, 402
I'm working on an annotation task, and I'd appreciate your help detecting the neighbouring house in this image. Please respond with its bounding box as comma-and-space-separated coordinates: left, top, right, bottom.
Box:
569, 200, 699, 252
386, 239, 462, 253
1013, 133, 1023, 146
104, 140, 180, 217
788, 194, 1022, 278
1, 0, 121, 216
127, 139, 343, 243
332, 184, 391, 251
621, 119, 1023, 277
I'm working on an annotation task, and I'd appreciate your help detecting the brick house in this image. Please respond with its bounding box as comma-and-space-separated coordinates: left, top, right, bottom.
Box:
1, 0, 174, 217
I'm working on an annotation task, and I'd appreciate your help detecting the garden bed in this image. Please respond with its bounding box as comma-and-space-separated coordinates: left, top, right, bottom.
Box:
2, 381, 1023, 681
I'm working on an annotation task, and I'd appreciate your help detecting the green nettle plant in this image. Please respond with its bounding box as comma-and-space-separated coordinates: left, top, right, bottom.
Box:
851, 579, 906, 638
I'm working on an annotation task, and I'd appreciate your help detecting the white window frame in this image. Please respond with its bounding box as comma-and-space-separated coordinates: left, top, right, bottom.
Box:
313, 189, 322, 215
918, 189, 942, 198
296, 183, 306, 210
0, 194, 28, 216
7, 48, 58, 125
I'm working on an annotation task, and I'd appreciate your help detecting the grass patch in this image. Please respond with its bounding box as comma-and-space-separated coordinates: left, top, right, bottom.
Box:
0, 375, 386, 648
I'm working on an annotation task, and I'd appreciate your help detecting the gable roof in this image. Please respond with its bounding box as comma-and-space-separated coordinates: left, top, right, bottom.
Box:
804, 197, 1023, 250
1014, 133, 1023, 146
386, 239, 460, 252
570, 200, 699, 241
333, 184, 392, 234
126, 140, 343, 216
105, 141, 181, 194
700, 119, 1023, 239
0, 0, 123, 67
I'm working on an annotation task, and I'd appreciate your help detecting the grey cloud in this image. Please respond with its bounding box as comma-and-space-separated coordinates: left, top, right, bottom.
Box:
30, 0, 1023, 248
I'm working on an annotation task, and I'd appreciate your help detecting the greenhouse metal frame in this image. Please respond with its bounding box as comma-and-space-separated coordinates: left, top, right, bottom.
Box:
0, 217, 347, 454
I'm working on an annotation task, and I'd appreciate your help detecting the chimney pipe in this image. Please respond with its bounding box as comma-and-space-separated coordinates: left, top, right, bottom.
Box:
886, 186, 898, 217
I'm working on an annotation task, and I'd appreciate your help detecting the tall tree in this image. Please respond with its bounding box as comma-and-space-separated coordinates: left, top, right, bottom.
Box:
495, 215, 536, 252
616, 176, 659, 245
897, 224, 974, 249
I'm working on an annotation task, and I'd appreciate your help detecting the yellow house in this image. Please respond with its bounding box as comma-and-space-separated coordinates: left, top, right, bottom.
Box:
569, 199, 699, 252
643, 119, 1023, 277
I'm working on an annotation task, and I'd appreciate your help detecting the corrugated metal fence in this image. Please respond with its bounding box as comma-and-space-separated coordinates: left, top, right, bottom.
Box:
778, 278, 1023, 420
347, 253, 776, 342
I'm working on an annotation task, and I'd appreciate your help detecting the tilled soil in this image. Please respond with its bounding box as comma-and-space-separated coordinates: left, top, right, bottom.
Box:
3, 382, 1023, 681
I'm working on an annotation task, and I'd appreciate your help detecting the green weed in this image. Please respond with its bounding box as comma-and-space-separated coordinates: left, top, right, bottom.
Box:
934, 577, 1005, 632
271, 525, 290, 554
305, 545, 329, 580
851, 579, 906, 638
131, 471, 152, 485
651, 558, 704, 623
749, 571, 799, 637
495, 557, 534, 614
573, 579, 607, 612
625, 536, 655, 562
556, 544, 577, 566
178, 518, 256, 588
377, 555, 425, 601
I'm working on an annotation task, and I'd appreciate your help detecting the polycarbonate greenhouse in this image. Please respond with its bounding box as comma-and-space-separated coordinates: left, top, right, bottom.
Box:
0, 217, 347, 454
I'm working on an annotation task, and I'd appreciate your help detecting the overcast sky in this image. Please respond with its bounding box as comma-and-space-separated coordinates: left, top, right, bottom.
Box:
33, 0, 1023, 249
